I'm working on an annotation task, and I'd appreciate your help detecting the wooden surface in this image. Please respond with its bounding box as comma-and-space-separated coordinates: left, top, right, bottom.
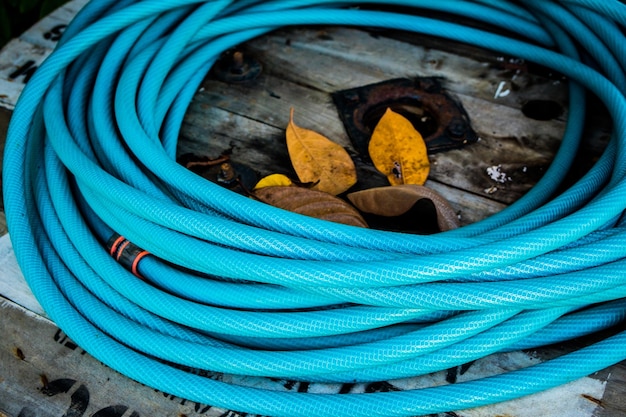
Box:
0, 2, 624, 416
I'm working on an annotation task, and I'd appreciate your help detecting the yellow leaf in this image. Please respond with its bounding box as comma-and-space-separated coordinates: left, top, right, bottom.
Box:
368, 108, 430, 185
286, 108, 357, 195
254, 173, 293, 190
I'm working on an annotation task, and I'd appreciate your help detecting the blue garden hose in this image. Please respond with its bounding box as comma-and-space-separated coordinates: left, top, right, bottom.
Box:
5, 0, 626, 415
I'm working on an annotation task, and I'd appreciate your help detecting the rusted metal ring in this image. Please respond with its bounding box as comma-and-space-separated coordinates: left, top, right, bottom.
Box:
332, 77, 478, 159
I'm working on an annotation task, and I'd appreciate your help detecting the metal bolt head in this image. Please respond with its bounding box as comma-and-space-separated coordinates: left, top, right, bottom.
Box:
213, 50, 262, 83
447, 119, 467, 138
217, 162, 237, 184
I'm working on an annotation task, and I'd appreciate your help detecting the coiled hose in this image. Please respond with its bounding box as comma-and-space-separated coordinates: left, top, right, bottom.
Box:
4, 0, 626, 415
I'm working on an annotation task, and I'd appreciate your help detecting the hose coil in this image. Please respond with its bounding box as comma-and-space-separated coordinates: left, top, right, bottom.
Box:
5, 1, 626, 416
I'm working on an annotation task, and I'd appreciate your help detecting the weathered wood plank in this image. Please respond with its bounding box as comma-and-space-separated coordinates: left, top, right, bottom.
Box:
0, 234, 45, 317
594, 362, 626, 417
0, 0, 86, 111
0, 213, 7, 243
246, 26, 569, 114
18, 0, 88, 50
0, 38, 52, 109
425, 179, 506, 224
197, 77, 351, 147
0, 297, 227, 417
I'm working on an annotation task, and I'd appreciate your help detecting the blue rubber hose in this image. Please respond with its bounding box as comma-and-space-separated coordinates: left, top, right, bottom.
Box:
4, 0, 626, 415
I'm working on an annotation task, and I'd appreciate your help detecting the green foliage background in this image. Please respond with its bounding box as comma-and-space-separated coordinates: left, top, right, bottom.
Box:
0, 0, 69, 48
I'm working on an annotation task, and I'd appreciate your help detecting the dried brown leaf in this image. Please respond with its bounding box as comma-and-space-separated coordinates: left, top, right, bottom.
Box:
255, 186, 368, 228
286, 108, 357, 195
347, 184, 459, 231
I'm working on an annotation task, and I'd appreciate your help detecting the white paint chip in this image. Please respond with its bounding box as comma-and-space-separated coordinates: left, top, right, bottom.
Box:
487, 164, 511, 183
494, 80, 511, 98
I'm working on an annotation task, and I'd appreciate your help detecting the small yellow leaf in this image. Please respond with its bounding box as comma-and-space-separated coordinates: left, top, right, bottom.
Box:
368, 108, 430, 185
254, 173, 293, 190
286, 108, 357, 195
254, 186, 368, 228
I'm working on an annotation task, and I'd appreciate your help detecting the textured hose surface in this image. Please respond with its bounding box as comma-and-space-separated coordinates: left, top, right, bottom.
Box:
4, 0, 626, 416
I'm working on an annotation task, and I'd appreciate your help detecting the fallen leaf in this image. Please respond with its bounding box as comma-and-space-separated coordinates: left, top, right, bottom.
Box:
254, 173, 293, 190
347, 184, 459, 231
286, 108, 357, 195
254, 186, 368, 228
368, 108, 430, 185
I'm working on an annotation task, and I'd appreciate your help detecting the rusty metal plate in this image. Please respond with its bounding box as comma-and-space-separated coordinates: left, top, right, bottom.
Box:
332, 77, 478, 159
